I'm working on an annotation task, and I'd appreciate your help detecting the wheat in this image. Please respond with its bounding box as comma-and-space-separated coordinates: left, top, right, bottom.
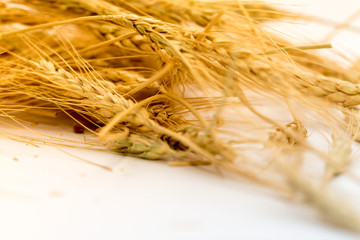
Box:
279, 160, 360, 232
2, 0, 360, 232
0, 52, 231, 163
107, 0, 292, 26
304, 75, 360, 106
323, 134, 352, 183
268, 120, 308, 146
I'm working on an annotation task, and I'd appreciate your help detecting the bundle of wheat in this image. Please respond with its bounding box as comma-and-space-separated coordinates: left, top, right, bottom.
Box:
1, 0, 360, 232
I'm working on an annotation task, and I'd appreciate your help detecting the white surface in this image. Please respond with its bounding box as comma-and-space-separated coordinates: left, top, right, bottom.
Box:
1, 1, 360, 240
1, 135, 359, 240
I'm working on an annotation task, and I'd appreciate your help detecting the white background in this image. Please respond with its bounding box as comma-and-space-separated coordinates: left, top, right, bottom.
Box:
1, 1, 360, 240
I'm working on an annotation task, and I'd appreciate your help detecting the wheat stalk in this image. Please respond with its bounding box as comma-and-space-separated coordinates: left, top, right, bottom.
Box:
278, 159, 360, 232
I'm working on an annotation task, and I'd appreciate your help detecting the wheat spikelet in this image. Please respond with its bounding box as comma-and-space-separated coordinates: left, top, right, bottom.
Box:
304, 75, 360, 107
0, 58, 131, 121
268, 120, 308, 146
107, 0, 293, 26
344, 107, 360, 141
323, 134, 352, 183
